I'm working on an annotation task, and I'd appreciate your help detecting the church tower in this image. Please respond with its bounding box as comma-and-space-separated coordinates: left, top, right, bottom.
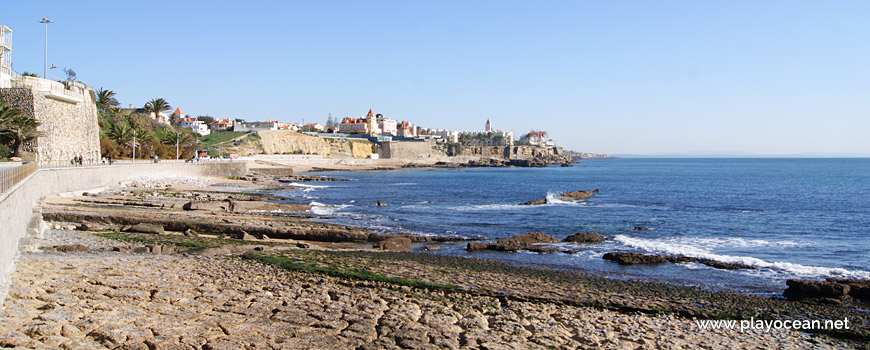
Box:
485, 119, 491, 132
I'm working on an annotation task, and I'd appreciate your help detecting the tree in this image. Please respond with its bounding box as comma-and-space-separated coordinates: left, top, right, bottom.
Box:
0, 102, 43, 157
63, 68, 76, 82
20, 72, 38, 77
326, 113, 338, 128
95, 88, 120, 109
107, 122, 134, 146
144, 98, 171, 124
196, 115, 215, 125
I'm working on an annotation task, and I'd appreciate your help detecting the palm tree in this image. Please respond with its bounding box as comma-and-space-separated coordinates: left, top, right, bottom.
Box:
95, 88, 120, 108
0, 102, 43, 158
144, 98, 171, 124
107, 122, 134, 146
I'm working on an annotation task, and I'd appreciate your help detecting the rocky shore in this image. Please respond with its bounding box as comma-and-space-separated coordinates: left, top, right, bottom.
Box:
1, 175, 866, 348
0, 229, 850, 349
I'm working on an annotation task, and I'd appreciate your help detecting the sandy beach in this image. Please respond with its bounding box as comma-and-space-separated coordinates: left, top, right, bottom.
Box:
0, 174, 861, 349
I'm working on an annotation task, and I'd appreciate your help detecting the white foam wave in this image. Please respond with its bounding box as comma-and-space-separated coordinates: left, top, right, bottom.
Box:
613, 235, 870, 280
289, 182, 331, 194
450, 203, 528, 211
394, 182, 418, 186
308, 201, 350, 215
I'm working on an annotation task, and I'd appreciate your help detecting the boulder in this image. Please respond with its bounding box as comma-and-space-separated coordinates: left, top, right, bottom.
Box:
602, 252, 668, 265
78, 222, 118, 232
564, 232, 605, 244
604, 253, 754, 270
784, 278, 870, 300
123, 223, 165, 235
495, 232, 560, 251
784, 279, 851, 300
375, 237, 412, 252
46, 245, 88, 252
182, 200, 231, 212
184, 229, 198, 237
520, 198, 548, 206
634, 226, 653, 231
421, 245, 440, 251
233, 231, 259, 241
467, 232, 560, 252
520, 190, 595, 205
466, 242, 492, 251
557, 190, 594, 200
377, 201, 388, 207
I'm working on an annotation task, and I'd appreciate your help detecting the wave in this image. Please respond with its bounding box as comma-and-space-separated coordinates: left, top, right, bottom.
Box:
449, 203, 529, 211
308, 201, 351, 215
613, 235, 869, 280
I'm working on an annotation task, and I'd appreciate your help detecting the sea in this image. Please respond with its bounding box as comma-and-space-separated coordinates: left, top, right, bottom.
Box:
272, 158, 870, 296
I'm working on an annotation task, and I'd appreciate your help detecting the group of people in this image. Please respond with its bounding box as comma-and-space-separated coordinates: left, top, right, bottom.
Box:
70, 155, 84, 166
101, 157, 114, 165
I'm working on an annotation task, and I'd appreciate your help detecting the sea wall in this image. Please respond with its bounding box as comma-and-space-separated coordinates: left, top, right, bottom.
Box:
0, 162, 247, 306
254, 131, 375, 159
461, 145, 570, 162
379, 141, 445, 159
1, 77, 101, 165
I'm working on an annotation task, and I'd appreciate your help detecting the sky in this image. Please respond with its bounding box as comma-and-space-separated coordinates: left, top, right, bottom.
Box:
3, 1, 869, 155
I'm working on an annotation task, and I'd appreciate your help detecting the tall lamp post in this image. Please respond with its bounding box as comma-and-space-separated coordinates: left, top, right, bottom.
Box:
39, 17, 53, 79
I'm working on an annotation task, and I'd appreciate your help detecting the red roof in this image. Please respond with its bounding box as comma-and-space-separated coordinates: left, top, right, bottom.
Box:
181, 117, 196, 122
366, 109, 374, 118
173, 108, 183, 116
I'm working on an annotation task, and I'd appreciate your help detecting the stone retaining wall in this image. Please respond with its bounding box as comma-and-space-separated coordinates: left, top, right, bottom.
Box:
0, 162, 247, 306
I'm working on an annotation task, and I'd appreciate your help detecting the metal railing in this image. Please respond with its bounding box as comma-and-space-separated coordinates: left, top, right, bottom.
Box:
37, 157, 245, 170
0, 162, 38, 194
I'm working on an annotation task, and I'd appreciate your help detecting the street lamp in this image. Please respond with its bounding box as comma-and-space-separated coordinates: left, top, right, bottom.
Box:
49, 64, 57, 81
39, 17, 53, 79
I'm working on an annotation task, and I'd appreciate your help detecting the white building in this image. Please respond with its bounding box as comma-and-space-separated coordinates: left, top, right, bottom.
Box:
179, 117, 210, 136
0, 25, 12, 89
376, 114, 397, 136
525, 131, 555, 147
235, 120, 279, 132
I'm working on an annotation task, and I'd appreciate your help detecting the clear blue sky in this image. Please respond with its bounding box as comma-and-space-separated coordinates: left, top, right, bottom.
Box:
4, 1, 869, 155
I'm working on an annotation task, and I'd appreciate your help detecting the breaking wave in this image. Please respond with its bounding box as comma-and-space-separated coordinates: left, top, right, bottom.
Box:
613, 235, 869, 280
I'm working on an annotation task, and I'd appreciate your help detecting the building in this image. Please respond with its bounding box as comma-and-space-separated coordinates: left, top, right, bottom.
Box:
396, 120, 417, 137
208, 118, 234, 132
119, 104, 170, 125
339, 109, 380, 135
234, 120, 279, 132
485, 119, 491, 132
301, 123, 324, 132
179, 117, 210, 136
0, 25, 12, 89
376, 114, 397, 136
525, 131, 555, 147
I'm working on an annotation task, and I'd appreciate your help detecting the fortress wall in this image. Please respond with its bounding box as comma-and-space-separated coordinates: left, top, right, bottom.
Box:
1, 77, 101, 165
379, 141, 445, 160
0, 162, 247, 307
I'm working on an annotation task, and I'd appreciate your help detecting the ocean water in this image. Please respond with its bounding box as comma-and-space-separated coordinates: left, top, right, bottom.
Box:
275, 158, 870, 295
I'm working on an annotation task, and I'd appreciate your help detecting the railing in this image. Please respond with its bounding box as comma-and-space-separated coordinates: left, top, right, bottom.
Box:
37, 157, 245, 169
0, 162, 38, 194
